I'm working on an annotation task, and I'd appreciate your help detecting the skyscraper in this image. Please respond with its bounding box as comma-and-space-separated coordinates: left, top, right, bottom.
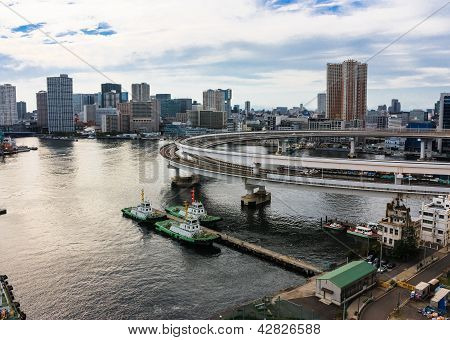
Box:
101, 83, 122, 108
326, 60, 367, 122
202, 89, 232, 118
73, 94, 96, 118
317, 93, 326, 114
36, 91, 48, 129
16, 101, 27, 121
131, 83, 150, 102
388, 99, 401, 114
438, 93, 450, 152
245, 101, 251, 114
0, 84, 18, 126
47, 74, 74, 133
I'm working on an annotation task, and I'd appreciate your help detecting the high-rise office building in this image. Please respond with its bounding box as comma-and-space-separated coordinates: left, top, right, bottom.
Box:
0, 84, 18, 126
155, 94, 171, 101
326, 60, 367, 122
388, 99, 401, 114
16, 101, 27, 121
202, 89, 232, 118
317, 93, 326, 114
36, 91, 48, 129
47, 74, 74, 133
101, 83, 122, 108
73, 94, 96, 118
245, 101, 251, 114
438, 93, 450, 152
132, 83, 150, 102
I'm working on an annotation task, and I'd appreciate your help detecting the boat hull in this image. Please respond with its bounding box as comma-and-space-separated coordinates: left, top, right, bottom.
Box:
121, 208, 166, 224
165, 206, 222, 226
346, 230, 379, 240
154, 220, 219, 247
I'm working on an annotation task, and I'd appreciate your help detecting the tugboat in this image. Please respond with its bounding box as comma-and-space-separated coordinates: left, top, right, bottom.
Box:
346, 224, 380, 239
165, 189, 222, 226
155, 203, 219, 246
121, 189, 166, 224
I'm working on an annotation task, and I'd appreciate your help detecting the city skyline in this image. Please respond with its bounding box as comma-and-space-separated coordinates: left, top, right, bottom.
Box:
0, 0, 449, 111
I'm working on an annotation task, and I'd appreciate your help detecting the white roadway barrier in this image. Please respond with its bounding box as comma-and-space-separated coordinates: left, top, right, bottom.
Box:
167, 159, 450, 196
175, 142, 450, 176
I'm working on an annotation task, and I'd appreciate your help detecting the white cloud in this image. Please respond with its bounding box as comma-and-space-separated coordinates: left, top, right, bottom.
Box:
0, 0, 449, 110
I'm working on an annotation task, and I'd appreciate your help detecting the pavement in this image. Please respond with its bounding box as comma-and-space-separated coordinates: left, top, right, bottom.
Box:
360, 251, 450, 320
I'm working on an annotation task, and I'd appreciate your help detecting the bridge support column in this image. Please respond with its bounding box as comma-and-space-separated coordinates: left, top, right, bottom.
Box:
277, 140, 288, 154
427, 140, 433, 159
395, 173, 404, 185
252, 162, 261, 176
438, 138, 443, 154
420, 140, 426, 160
348, 138, 356, 158
241, 182, 271, 206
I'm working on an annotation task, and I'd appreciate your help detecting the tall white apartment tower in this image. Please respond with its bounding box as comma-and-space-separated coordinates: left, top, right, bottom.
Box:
0, 84, 18, 126
47, 74, 74, 133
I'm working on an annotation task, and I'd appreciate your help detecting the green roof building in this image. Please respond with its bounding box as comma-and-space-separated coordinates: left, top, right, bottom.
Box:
315, 261, 377, 306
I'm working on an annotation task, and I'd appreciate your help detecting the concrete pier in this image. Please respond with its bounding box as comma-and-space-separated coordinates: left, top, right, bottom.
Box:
202, 226, 322, 276
348, 138, 356, 158
241, 183, 271, 206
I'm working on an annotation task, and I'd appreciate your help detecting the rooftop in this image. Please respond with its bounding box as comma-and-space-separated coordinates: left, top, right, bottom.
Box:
317, 261, 376, 289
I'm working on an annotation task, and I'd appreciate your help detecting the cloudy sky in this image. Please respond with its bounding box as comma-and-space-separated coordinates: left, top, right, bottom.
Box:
0, 0, 449, 111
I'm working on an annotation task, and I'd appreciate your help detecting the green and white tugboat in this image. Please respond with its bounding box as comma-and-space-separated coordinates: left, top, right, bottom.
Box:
122, 189, 166, 224
165, 189, 222, 226
155, 203, 219, 247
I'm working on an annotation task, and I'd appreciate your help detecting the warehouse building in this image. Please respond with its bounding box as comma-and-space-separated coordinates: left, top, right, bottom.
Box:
315, 261, 377, 306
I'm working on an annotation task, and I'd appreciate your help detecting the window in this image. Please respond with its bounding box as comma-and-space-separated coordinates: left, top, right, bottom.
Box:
384, 237, 387, 243
437, 230, 444, 234
395, 230, 399, 236
390, 228, 394, 234
422, 227, 433, 233
423, 219, 433, 225
389, 238, 393, 244
439, 215, 445, 219
384, 227, 387, 233
423, 212, 433, 217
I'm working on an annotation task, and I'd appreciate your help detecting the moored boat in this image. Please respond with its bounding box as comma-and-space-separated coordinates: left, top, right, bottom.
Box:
121, 189, 166, 224
155, 204, 219, 246
323, 222, 346, 232
346, 225, 380, 239
165, 189, 222, 226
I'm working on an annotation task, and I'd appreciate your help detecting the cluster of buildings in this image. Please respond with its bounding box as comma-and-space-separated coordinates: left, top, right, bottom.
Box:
0, 59, 449, 147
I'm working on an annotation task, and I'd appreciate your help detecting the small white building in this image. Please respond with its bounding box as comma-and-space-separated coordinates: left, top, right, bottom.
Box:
420, 195, 450, 248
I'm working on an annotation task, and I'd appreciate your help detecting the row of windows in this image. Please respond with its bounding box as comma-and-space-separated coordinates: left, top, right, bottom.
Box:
422, 212, 448, 220
422, 227, 445, 235
383, 227, 399, 236
383, 237, 394, 245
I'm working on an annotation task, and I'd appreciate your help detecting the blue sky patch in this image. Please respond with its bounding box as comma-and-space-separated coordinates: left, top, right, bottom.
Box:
11, 22, 45, 34
56, 30, 78, 38
81, 22, 116, 36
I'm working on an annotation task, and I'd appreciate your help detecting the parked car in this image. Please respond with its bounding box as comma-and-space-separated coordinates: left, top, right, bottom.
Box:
387, 263, 396, 269
381, 259, 389, 266
377, 266, 386, 273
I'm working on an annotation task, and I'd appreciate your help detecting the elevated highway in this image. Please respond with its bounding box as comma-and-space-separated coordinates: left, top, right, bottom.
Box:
160, 142, 450, 197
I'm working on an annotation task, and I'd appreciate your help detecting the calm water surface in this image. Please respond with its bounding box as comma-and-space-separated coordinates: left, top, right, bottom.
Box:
0, 138, 423, 319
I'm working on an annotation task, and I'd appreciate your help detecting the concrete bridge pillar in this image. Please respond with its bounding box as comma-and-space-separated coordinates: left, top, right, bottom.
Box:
438, 139, 443, 154
348, 138, 356, 158
277, 140, 288, 154
252, 162, 261, 176
427, 140, 433, 159
420, 140, 426, 160
395, 173, 404, 185
241, 182, 271, 206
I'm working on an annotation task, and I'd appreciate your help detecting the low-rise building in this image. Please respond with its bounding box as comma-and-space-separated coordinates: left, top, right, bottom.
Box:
420, 195, 450, 248
379, 197, 420, 249
315, 261, 377, 306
